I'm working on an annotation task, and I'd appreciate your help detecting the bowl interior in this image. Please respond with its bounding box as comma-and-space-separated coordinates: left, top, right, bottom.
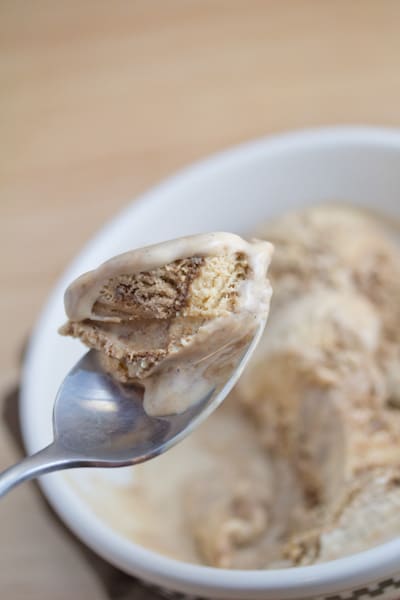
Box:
21, 127, 400, 598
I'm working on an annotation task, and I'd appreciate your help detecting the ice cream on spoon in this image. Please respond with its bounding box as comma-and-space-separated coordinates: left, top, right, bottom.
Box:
60, 232, 273, 416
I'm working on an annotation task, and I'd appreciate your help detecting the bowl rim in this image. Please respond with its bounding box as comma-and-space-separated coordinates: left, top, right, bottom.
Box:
21, 125, 400, 597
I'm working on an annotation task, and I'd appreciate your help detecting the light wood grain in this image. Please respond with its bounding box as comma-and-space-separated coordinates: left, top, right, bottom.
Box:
1, 1, 400, 597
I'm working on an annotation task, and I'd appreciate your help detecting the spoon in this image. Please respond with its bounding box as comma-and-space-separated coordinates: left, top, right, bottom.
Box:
0, 321, 264, 497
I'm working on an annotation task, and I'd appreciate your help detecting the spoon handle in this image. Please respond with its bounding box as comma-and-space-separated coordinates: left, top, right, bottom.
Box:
0, 443, 68, 498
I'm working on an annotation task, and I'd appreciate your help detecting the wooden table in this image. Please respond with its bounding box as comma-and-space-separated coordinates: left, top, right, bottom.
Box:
1, 1, 400, 597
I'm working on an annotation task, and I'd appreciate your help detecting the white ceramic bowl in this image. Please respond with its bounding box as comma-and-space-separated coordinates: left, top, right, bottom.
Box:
21, 127, 400, 600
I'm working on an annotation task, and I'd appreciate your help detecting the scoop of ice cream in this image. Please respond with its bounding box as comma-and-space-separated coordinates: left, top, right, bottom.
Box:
60, 232, 273, 416
236, 204, 400, 565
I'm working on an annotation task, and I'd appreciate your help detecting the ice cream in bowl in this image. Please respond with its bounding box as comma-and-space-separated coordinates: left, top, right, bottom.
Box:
21, 128, 400, 599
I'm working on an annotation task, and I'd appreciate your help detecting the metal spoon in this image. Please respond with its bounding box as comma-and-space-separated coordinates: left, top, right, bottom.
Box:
0, 322, 264, 497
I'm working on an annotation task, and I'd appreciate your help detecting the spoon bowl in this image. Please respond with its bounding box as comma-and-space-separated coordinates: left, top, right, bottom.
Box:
0, 320, 265, 497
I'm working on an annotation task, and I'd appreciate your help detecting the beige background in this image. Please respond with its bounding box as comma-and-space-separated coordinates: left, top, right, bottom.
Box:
1, 1, 400, 598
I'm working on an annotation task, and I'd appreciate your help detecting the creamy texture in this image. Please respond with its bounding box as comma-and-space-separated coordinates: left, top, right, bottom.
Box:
65, 206, 400, 568
61, 232, 273, 416
238, 204, 400, 566
141, 313, 256, 415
